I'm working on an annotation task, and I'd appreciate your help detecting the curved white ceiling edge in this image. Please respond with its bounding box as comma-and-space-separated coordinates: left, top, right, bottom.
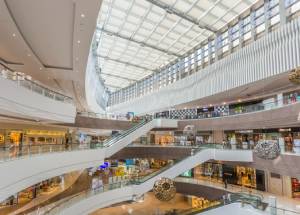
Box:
85, 46, 108, 113
0, 0, 103, 112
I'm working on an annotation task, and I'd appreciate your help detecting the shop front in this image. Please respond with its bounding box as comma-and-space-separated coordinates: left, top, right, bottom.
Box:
224, 127, 300, 152
90, 158, 172, 188
1, 129, 67, 146
291, 178, 300, 199
152, 131, 174, 145
195, 131, 212, 145
192, 162, 266, 191
193, 162, 223, 183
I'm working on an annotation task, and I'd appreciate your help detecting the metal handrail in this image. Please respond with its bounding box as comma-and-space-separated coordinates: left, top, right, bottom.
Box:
0, 68, 73, 104
40, 145, 252, 214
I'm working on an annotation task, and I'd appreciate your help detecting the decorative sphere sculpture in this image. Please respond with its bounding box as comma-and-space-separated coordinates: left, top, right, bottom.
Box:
153, 178, 176, 201
254, 141, 281, 160
289, 68, 300, 84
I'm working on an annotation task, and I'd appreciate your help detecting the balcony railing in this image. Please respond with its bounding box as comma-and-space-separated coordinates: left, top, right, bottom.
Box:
154, 98, 299, 120
0, 68, 73, 104
77, 111, 130, 121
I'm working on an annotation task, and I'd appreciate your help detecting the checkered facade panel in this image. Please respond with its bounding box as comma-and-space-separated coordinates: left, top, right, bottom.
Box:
170, 109, 197, 119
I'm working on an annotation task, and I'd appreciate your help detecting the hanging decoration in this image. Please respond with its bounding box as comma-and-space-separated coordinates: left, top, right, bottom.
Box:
254, 141, 281, 160
153, 177, 176, 201
289, 68, 300, 84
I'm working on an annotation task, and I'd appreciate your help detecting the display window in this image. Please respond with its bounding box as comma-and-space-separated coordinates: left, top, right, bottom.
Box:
236, 166, 256, 189
193, 163, 223, 183
0, 134, 4, 144
154, 132, 174, 145
9, 131, 22, 145
180, 170, 193, 178
291, 178, 300, 198
191, 196, 220, 209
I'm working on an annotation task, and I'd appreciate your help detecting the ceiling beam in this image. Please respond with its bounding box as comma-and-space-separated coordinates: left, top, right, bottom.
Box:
101, 72, 138, 82
106, 84, 122, 89
97, 54, 156, 72
144, 0, 218, 33
97, 27, 181, 57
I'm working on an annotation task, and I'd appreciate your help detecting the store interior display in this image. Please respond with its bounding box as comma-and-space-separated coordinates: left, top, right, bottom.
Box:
236, 166, 257, 189
292, 178, 300, 198
192, 162, 265, 191
193, 163, 223, 183
191, 196, 220, 210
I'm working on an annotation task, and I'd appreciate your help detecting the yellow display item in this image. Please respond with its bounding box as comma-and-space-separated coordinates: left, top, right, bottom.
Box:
115, 166, 125, 176
25, 130, 65, 136
0, 134, 4, 144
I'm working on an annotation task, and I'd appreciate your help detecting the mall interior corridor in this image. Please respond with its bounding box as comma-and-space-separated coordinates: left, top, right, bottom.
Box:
1, 0, 300, 214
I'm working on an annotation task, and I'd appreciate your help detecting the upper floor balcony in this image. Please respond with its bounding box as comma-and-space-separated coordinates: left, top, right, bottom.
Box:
0, 67, 76, 123
107, 1, 300, 114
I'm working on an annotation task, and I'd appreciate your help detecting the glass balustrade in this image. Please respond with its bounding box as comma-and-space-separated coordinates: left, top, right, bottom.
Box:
153, 98, 299, 120
0, 119, 151, 162
77, 111, 130, 121
37, 145, 252, 214
0, 68, 73, 104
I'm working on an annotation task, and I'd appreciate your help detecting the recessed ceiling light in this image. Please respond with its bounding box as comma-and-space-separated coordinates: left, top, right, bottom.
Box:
209, 104, 213, 107
223, 102, 226, 105
12, 33, 16, 37
27, 53, 31, 57
238, 99, 242, 102
81, 14, 85, 18
39, 67, 42, 70
77, 40, 81, 44
76, 57, 79, 61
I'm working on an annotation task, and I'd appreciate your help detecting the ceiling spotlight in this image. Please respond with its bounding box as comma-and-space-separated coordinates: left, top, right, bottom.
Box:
238, 99, 242, 102
77, 40, 81, 44
76, 57, 79, 61
12, 33, 16, 37
27, 53, 31, 57
223, 102, 226, 105
81, 13, 85, 18
209, 104, 213, 107
39, 67, 42, 70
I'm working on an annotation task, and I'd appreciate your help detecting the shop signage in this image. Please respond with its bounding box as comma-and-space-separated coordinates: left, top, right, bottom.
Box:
278, 128, 291, 132
235, 130, 253, 134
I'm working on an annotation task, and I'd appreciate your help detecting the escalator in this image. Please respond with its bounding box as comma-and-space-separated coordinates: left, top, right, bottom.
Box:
0, 118, 177, 203
38, 145, 253, 215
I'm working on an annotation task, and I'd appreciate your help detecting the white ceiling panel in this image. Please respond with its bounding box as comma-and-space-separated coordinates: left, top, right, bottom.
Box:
96, 0, 258, 91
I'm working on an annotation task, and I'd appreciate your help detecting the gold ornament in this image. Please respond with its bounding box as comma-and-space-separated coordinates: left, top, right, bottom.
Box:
153, 178, 176, 201
289, 68, 300, 84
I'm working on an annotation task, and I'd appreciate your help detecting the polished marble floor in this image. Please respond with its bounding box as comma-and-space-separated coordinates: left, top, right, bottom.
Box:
91, 192, 191, 215
175, 177, 300, 214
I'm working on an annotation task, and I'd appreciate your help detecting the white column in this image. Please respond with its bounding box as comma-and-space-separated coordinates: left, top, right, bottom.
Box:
279, 0, 287, 25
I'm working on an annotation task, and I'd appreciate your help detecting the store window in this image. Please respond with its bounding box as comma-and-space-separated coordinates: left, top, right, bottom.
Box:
292, 178, 300, 198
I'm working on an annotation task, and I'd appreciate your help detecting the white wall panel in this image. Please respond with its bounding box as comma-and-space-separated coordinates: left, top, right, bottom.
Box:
109, 19, 300, 114
0, 77, 76, 123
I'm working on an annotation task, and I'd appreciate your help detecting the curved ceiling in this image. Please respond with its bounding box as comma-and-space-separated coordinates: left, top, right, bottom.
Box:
0, 0, 103, 111
96, 0, 258, 91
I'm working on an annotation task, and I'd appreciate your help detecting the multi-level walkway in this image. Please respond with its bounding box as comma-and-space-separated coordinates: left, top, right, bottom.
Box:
38, 146, 253, 215
0, 119, 177, 202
